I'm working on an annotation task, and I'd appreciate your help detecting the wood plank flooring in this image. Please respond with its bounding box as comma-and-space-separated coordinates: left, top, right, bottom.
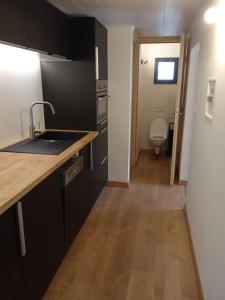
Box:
43, 151, 199, 300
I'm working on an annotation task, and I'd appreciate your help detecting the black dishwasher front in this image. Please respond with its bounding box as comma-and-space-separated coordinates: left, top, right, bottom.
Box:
63, 155, 88, 249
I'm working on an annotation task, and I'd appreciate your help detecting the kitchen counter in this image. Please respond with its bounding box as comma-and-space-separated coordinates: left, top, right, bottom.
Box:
0, 130, 98, 215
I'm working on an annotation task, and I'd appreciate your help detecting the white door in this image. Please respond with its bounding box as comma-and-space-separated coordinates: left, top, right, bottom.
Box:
179, 42, 200, 181
170, 34, 188, 185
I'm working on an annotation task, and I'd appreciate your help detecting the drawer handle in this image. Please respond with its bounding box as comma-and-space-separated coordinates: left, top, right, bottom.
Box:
101, 156, 108, 166
100, 128, 107, 134
17, 202, 27, 257
100, 120, 108, 126
95, 47, 99, 80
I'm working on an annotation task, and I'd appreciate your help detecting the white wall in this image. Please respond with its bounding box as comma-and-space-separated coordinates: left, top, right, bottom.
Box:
186, 0, 225, 299
0, 44, 44, 148
179, 42, 200, 181
138, 43, 180, 150
108, 26, 134, 183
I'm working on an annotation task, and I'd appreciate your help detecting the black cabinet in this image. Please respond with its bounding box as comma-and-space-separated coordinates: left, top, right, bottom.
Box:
95, 20, 108, 80
66, 17, 96, 61
0, 140, 107, 300
93, 122, 108, 168
0, 0, 26, 47
0, 0, 68, 58
22, 0, 68, 56
93, 126, 108, 194
67, 17, 108, 79
63, 152, 91, 248
23, 0, 46, 52
63, 142, 108, 250
41, 61, 96, 131
41, 19, 108, 131
0, 207, 24, 300
0, 2, 108, 61
21, 169, 64, 300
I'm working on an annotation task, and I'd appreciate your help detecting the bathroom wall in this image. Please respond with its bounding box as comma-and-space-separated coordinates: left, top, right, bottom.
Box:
137, 43, 180, 150
0, 44, 44, 148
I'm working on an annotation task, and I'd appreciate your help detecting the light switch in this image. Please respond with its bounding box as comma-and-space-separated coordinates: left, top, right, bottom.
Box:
205, 78, 216, 120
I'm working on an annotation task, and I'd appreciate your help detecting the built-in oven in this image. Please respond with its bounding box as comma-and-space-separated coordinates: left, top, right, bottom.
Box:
96, 80, 108, 124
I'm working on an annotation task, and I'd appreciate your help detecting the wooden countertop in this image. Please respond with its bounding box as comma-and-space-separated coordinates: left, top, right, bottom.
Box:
0, 131, 98, 215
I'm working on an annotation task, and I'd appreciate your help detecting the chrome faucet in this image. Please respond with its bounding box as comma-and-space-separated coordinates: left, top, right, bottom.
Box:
30, 101, 55, 140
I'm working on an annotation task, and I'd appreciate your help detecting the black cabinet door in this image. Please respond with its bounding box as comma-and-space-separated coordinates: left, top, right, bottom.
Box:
93, 123, 108, 168
0, 206, 24, 300
0, 0, 69, 57
21, 169, 64, 300
95, 20, 108, 80
0, 0, 26, 47
43, 4, 68, 57
41, 61, 97, 131
64, 167, 87, 248
64, 142, 108, 250
23, 0, 51, 53
64, 149, 94, 248
67, 17, 96, 61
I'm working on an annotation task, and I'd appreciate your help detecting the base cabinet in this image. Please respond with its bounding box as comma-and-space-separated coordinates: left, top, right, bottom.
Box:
0, 207, 24, 300
64, 143, 108, 250
21, 169, 65, 300
0, 141, 107, 300
0, 168, 65, 300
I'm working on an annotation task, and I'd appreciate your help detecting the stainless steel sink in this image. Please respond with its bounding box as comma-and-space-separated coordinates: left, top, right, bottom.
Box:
0, 131, 87, 155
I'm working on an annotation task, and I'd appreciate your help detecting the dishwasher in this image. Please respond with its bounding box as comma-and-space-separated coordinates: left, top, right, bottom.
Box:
62, 155, 86, 249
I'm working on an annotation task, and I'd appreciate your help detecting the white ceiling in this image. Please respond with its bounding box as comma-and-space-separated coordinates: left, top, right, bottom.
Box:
48, 0, 206, 36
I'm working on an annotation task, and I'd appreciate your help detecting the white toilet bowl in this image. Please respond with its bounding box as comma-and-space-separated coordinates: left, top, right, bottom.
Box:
150, 117, 168, 155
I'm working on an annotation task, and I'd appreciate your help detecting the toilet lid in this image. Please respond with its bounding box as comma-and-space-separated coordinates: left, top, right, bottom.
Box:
150, 118, 168, 138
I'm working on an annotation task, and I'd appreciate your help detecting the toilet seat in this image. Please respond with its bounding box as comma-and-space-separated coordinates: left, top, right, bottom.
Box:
149, 117, 168, 155
150, 117, 168, 140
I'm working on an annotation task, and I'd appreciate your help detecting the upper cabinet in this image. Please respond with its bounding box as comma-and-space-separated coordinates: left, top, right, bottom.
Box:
67, 17, 108, 79
0, 1, 108, 66
0, 0, 68, 58
0, 0, 26, 47
23, 0, 67, 56
95, 20, 108, 80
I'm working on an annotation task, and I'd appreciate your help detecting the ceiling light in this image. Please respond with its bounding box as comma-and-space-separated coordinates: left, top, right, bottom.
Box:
204, 7, 219, 24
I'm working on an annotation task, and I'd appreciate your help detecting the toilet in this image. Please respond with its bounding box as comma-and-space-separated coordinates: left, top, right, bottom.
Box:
150, 117, 168, 155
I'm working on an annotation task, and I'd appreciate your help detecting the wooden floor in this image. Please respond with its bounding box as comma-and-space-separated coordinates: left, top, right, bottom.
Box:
43, 151, 199, 300
131, 151, 186, 210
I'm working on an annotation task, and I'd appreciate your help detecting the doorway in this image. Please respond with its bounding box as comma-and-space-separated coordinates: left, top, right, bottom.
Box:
131, 35, 188, 185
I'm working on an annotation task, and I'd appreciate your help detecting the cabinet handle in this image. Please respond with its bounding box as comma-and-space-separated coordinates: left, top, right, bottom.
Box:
101, 156, 108, 166
95, 47, 99, 80
100, 120, 108, 126
100, 127, 107, 135
17, 202, 27, 257
90, 141, 94, 171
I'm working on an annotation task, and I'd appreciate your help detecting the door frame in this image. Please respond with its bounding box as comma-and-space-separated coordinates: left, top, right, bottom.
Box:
170, 34, 189, 185
131, 35, 188, 185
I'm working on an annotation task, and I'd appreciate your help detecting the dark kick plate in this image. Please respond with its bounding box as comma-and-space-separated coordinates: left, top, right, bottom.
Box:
0, 131, 87, 155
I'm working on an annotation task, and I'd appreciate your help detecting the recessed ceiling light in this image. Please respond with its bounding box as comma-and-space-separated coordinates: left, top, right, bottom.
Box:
204, 7, 219, 24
